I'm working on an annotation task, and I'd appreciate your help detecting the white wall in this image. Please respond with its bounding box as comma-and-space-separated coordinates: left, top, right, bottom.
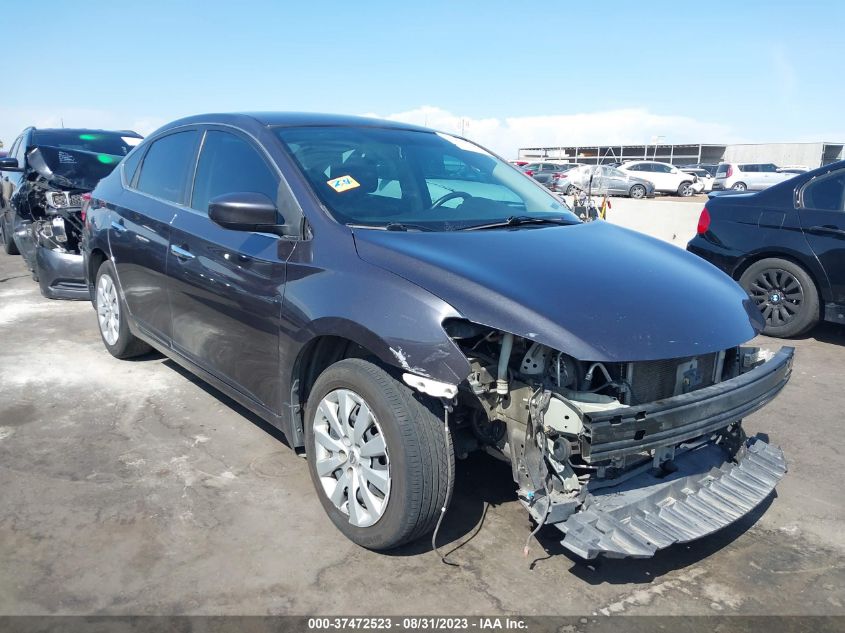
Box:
602, 198, 703, 248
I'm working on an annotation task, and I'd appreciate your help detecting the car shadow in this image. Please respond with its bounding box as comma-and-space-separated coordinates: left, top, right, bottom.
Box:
804, 321, 845, 346
386, 451, 520, 558
160, 358, 291, 448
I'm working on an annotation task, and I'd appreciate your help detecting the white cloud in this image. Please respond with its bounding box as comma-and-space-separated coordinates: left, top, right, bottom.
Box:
366, 105, 739, 158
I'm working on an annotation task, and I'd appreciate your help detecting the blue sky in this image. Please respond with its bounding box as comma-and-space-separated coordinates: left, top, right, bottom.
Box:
1, 0, 843, 156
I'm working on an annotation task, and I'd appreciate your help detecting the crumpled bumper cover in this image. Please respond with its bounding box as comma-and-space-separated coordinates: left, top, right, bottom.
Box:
555, 438, 787, 559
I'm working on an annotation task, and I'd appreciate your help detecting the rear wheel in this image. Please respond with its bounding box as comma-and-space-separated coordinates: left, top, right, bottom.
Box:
304, 358, 452, 550
95, 259, 151, 358
629, 184, 646, 199
739, 258, 819, 337
732, 182, 747, 191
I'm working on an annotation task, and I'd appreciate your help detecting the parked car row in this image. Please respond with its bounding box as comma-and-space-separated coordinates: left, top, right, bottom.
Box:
1, 113, 798, 561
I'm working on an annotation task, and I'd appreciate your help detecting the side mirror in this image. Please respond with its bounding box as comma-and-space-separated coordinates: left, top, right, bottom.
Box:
208, 192, 283, 234
0, 157, 22, 171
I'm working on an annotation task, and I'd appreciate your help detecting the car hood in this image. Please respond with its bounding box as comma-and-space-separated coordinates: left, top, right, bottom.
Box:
353, 222, 762, 362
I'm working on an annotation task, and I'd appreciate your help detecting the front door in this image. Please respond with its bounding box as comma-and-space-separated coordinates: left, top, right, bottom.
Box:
167, 128, 289, 411
798, 168, 845, 311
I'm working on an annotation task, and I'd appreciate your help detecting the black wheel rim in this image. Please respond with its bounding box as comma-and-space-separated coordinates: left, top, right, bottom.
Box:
748, 268, 804, 328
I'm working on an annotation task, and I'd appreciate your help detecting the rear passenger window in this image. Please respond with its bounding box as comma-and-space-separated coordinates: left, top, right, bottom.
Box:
190, 130, 278, 214
121, 148, 144, 187
136, 131, 199, 203
803, 171, 845, 211
739, 164, 757, 172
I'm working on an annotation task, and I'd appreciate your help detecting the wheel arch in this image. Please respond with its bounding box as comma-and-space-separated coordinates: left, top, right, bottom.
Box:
87, 248, 109, 303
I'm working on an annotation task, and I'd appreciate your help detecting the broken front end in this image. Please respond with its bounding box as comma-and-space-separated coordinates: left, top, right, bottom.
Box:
17, 145, 119, 299
443, 322, 791, 559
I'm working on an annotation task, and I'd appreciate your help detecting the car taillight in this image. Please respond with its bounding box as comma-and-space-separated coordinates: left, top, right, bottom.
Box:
524, 170, 534, 176
725, 165, 733, 178
80, 193, 92, 221
553, 172, 568, 179
697, 207, 711, 234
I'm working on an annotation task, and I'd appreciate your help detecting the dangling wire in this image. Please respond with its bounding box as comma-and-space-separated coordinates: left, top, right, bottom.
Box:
431, 403, 458, 567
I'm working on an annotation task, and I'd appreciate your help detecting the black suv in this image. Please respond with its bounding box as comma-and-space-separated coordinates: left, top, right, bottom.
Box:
0, 128, 142, 298
83, 113, 792, 559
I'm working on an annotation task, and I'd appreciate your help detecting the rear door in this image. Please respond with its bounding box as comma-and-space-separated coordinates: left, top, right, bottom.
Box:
110, 129, 200, 343
167, 127, 289, 411
798, 168, 845, 311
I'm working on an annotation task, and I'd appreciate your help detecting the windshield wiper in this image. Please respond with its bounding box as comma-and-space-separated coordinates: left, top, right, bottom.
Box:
460, 215, 577, 231
348, 222, 434, 232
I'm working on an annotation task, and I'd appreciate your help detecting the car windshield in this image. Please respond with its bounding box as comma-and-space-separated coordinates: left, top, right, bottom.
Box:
275, 126, 576, 231
31, 130, 141, 157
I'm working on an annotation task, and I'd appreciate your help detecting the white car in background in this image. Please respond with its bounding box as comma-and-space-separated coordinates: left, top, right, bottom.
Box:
682, 167, 714, 193
712, 162, 796, 191
618, 160, 697, 196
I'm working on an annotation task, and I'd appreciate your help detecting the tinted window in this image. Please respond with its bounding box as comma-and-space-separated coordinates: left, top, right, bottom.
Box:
136, 131, 198, 203
628, 163, 649, 172
716, 164, 729, 176
121, 148, 144, 187
652, 163, 673, 173
803, 171, 845, 211
739, 164, 758, 172
191, 131, 278, 214
759, 163, 778, 172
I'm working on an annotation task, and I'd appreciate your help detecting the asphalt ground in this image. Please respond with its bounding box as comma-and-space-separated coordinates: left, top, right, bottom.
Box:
0, 243, 843, 617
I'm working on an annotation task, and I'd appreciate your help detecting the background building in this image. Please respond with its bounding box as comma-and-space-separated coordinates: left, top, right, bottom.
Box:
517, 142, 845, 168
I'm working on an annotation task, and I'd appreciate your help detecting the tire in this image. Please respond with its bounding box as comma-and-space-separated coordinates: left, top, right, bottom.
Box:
1, 218, 19, 255
677, 181, 693, 197
739, 258, 819, 337
565, 185, 576, 195
304, 358, 453, 551
732, 182, 747, 191
629, 184, 646, 199
94, 259, 151, 358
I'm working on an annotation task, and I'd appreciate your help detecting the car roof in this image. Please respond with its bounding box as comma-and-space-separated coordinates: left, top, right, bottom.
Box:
157, 112, 431, 134
31, 127, 143, 137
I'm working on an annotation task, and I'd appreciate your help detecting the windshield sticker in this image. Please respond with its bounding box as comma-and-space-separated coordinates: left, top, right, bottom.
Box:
327, 175, 360, 193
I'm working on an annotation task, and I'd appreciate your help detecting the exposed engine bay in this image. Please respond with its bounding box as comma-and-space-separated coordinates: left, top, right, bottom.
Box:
437, 320, 792, 558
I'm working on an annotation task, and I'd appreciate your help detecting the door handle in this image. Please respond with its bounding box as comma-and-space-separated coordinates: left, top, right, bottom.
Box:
170, 244, 196, 260
110, 220, 127, 233
808, 225, 845, 238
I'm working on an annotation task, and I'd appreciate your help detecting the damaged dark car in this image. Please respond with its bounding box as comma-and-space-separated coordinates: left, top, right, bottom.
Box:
83, 113, 791, 560
0, 128, 142, 298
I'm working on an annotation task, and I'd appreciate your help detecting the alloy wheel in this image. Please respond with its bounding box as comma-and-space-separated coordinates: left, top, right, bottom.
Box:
748, 268, 804, 328
313, 388, 391, 528
96, 274, 120, 346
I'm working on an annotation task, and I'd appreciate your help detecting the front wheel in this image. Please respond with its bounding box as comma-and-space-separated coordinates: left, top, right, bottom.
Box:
304, 358, 453, 550
739, 258, 819, 337
677, 181, 693, 197
1, 218, 19, 255
95, 259, 151, 358
629, 184, 646, 199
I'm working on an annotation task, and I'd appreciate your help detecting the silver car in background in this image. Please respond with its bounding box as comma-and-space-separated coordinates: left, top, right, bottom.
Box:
561, 165, 656, 198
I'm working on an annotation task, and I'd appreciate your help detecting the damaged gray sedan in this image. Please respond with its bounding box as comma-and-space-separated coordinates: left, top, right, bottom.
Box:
83, 113, 790, 560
